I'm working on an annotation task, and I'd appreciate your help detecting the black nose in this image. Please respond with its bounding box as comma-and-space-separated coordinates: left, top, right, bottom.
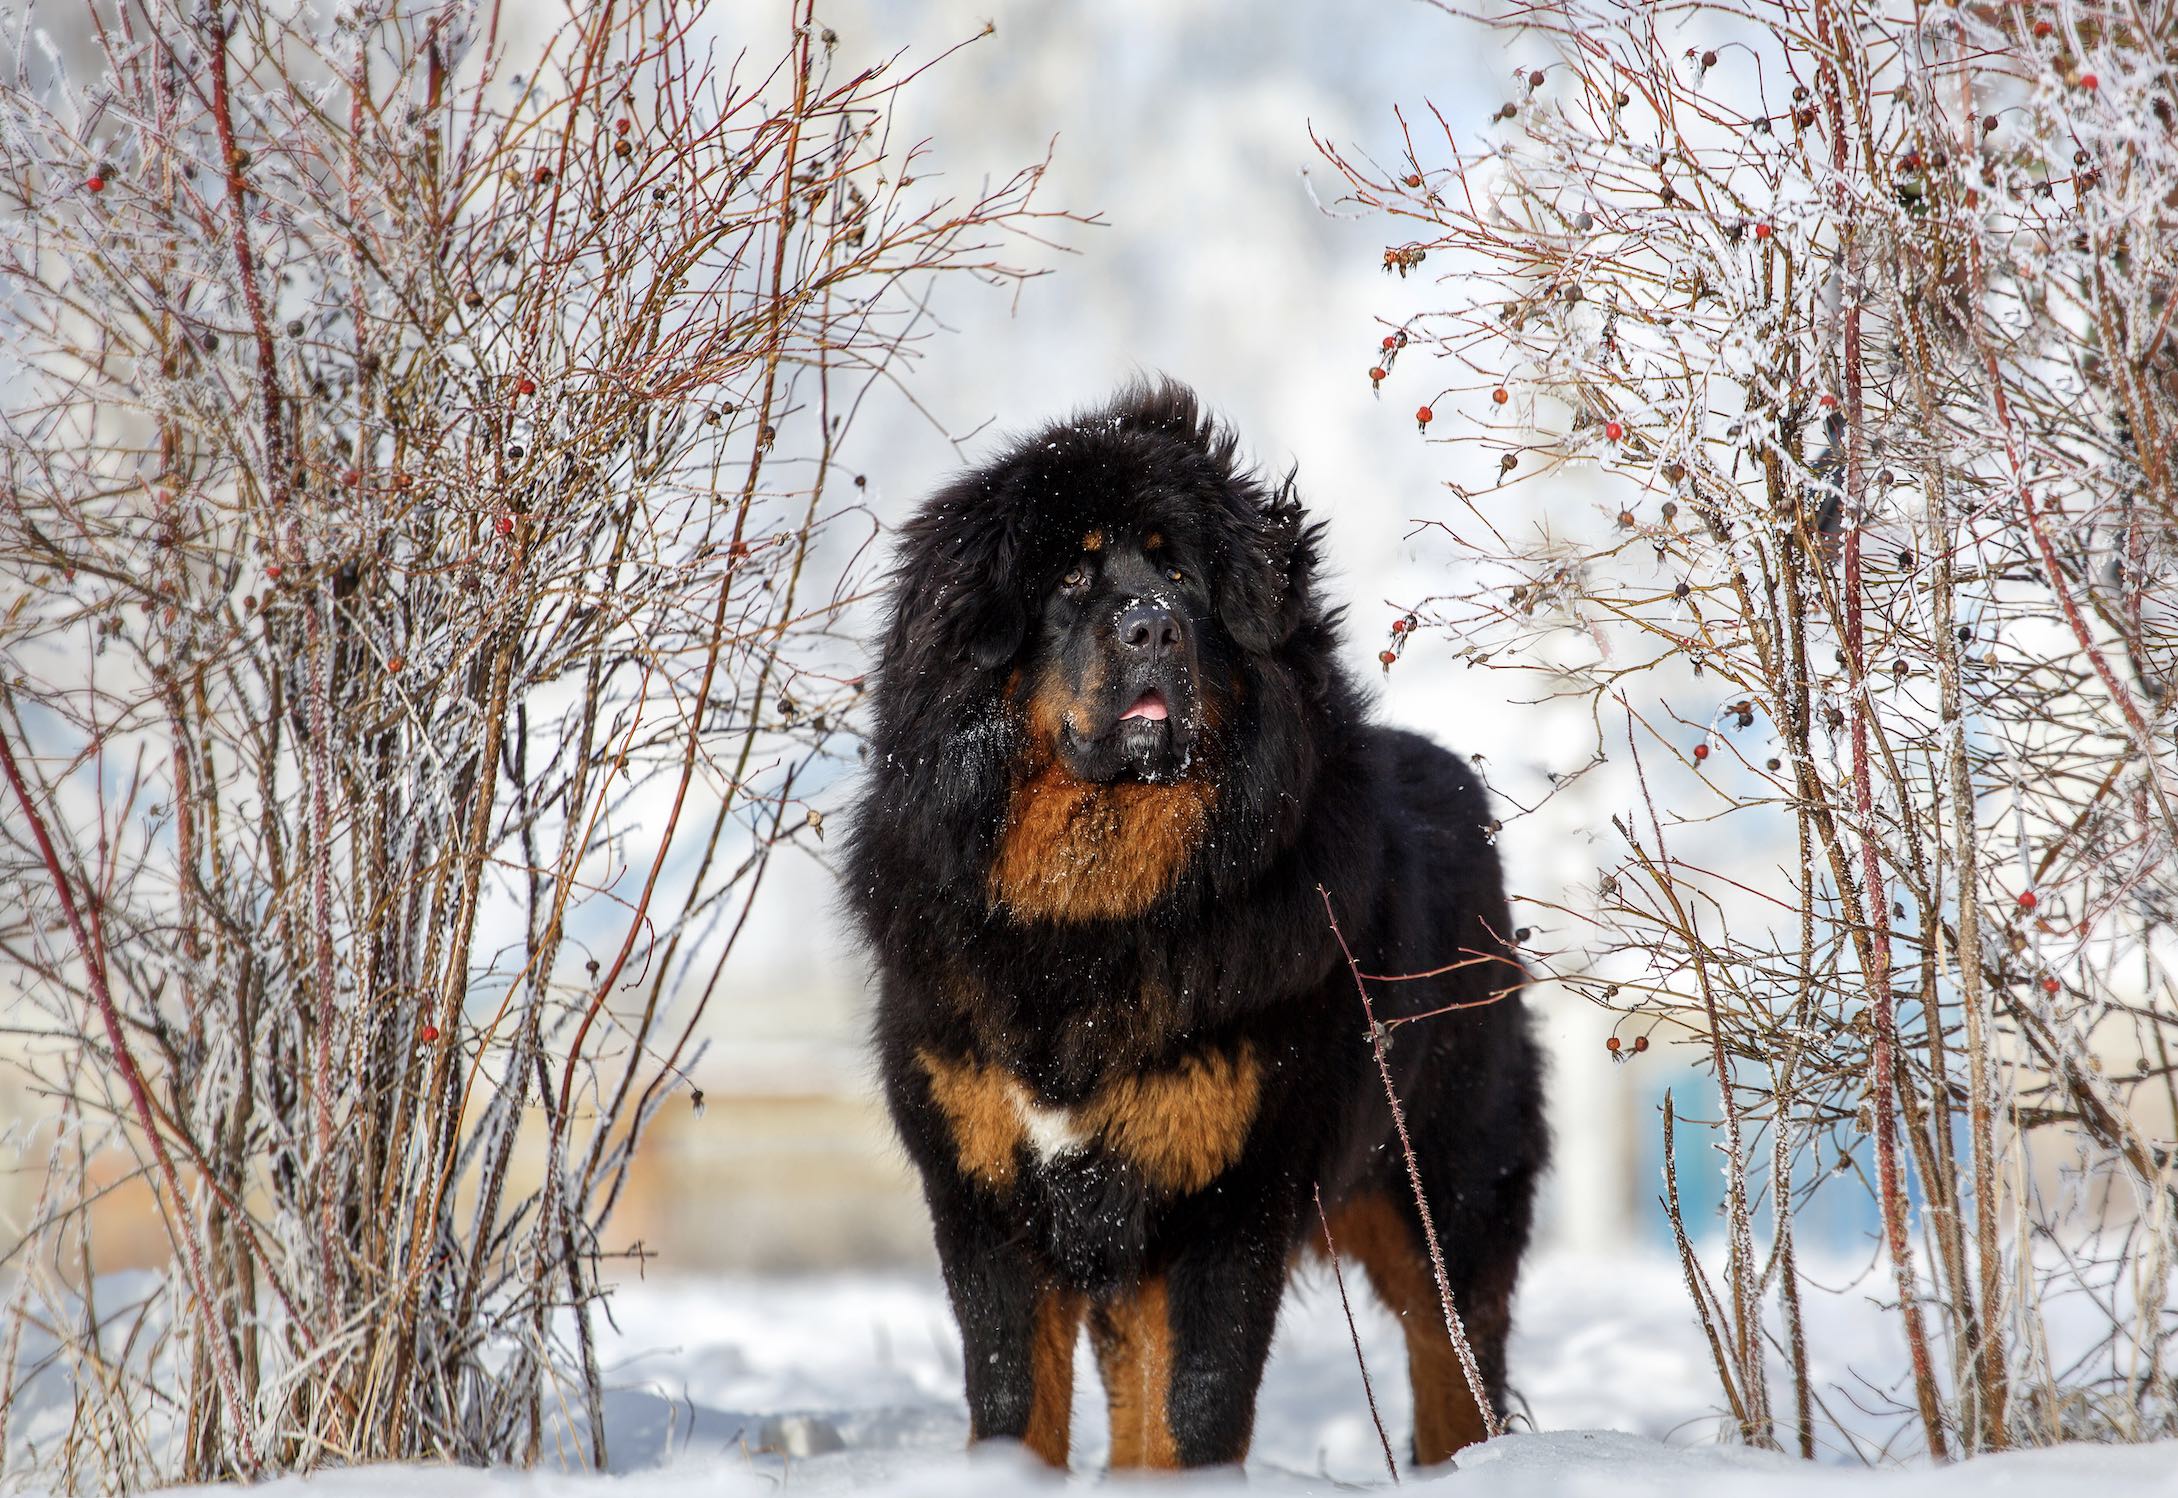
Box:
1116, 602, 1182, 660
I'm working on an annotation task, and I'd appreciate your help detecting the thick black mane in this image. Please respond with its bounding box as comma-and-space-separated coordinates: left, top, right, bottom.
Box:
848, 379, 1347, 960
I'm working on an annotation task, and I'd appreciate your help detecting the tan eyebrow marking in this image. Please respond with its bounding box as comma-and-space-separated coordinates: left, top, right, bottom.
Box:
1144, 531, 1164, 551
1082, 529, 1104, 552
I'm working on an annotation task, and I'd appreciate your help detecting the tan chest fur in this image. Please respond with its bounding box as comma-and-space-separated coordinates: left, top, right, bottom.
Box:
915, 1043, 1261, 1194
987, 770, 1214, 922
988, 666, 1217, 924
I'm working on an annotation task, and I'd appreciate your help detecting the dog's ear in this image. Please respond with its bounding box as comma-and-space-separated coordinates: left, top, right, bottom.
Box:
1217, 472, 1314, 655
890, 479, 1030, 673
958, 589, 1028, 670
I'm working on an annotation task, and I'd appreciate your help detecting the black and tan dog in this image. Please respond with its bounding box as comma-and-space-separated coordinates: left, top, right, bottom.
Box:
844, 381, 1545, 1472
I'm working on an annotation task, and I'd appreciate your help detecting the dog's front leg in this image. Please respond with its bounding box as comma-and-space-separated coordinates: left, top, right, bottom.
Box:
1092, 1216, 1290, 1469
931, 1201, 1083, 1468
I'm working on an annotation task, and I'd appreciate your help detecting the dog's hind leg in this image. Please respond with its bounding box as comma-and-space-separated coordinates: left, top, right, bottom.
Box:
1329, 1188, 1514, 1466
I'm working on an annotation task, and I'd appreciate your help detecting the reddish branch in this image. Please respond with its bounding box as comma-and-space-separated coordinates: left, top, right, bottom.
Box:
1818, 0, 1948, 1448
202, 9, 289, 516
0, 725, 259, 1473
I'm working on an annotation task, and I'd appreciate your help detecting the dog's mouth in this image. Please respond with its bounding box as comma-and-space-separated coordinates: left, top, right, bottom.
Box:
1049, 679, 1197, 784
1104, 681, 1192, 781
1118, 690, 1170, 723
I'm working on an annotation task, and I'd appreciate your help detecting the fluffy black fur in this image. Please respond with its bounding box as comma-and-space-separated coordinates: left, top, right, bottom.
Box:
844, 381, 1546, 1470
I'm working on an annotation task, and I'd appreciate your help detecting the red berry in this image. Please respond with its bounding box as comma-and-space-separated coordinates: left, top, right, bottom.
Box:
1378, 649, 1398, 666
495, 514, 515, 535
615, 117, 632, 135
421, 1023, 440, 1043
1603, 420, 1625, 442
265, 563, 282, 581
1692, 742, 1711, 761
393, 472, 413, 490
1753, 221, 1773, 239
1633, 1034, 1650, 1053
1382, 335, 1398, 350
1403, 173, 1423, 188
2078, 73, 2098, 90
516, 376, 537, 396
533, 165, 553, 185
2032, 18, 2053, 36
1391, 618, 1409, 634
343, 468, 361, 487
2041, 976, 2060, 994
2017, 890, 2037, 910
1492, 387, 1510, 405
86, 175, 106, 193
1415, 405, 1434, 426
1369, 366, 1387, 384
386, 656, 404, 673
1606, 1035, 1622, 1053
1819, 394, 1838, 410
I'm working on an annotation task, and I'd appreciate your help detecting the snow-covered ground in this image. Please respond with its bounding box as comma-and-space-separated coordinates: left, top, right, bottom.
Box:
116, 1251, 2178, 1497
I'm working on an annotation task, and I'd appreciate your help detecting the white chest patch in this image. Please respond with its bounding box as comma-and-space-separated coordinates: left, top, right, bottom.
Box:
1007, 1083, 1091, 1162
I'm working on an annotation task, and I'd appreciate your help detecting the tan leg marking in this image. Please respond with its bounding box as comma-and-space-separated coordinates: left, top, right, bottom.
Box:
1091, 1277, 1179, 1469
1025, 1286, 1086, 1468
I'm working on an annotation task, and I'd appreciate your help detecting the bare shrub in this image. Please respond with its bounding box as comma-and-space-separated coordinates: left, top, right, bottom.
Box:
1324, 0, 2178, 1459
0, 0, 1068, 1482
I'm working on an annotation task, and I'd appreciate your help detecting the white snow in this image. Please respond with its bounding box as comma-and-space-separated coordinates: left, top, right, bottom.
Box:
79, 1251, 2178, 1498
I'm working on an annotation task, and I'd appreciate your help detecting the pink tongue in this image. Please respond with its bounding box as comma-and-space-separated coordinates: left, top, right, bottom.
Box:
1121, 692, 1169, 722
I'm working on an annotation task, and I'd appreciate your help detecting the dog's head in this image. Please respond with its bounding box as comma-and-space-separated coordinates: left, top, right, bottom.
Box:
1024, 520, 1214, 782
882, 381, 1320, 787
857, 381, 1339, 904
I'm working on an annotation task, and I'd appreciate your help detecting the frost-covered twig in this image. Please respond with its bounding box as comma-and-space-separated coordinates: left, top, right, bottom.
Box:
1320, 885, 1503, 1443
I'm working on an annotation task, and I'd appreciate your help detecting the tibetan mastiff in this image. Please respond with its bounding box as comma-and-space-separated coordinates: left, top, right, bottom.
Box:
844, 381, 1545, 1472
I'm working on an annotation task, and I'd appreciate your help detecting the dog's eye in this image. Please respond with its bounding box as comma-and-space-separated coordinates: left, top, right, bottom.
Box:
1060, 565, 1089, 591
1167, 568, 1186, 584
